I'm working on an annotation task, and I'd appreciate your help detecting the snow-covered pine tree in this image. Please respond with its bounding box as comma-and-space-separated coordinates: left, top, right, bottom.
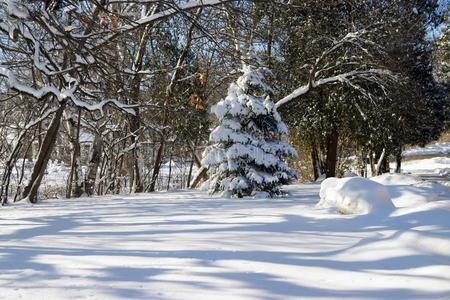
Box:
202, 63, 297, 198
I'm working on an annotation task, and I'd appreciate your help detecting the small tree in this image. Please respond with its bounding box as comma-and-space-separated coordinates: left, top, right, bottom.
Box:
202, 63, 297, 198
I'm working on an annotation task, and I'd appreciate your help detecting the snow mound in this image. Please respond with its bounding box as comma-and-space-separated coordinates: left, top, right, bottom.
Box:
318, 177, 395, 215
400, 157, 450, 174
386, 181, 449, 208
370, 173, 422, 185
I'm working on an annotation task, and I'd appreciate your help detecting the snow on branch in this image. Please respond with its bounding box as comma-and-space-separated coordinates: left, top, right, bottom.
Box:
121, 0, 230, 30
92, 0, 232, 49
276, 68, 396, 108
276, 24, 395, 109
0, 67, 136, 115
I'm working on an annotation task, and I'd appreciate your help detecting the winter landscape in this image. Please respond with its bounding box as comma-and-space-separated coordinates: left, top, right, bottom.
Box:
1, 1, 450, 300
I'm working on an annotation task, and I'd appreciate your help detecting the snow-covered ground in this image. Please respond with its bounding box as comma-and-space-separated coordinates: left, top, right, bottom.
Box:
402, 142, 450, 157
399, 157, 450, 176
0, 159, 449, 299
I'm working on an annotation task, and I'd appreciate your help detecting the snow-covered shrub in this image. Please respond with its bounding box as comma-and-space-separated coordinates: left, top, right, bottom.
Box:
318, 177, 395, 215
202, 63, 297, 197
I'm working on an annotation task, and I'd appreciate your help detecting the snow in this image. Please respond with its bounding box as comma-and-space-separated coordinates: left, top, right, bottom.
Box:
1, 157, 450, 299
275, 68, 395, 108
399, 157, 450, 175
5, 0, 29, 19
0, 183, 449, 299
318, 177, 395, 215
370, 173, 422, 185
402, 142, 450, 157
385, 181, 449, 208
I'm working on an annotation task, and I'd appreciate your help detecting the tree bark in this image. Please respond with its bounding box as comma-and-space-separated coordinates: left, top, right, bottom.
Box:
22, 103, 65, 203
187, 152, 195, 188
66, 108, 83, 198
324, 128, 338, 178
395, 147, 402, 173
85, 133, 103, 196
369, 152, 376, 177
190, 166, 208, 189
311, 142, 321, 180
129, 114, 143, 192
166, 152, 173, 191
148, 138, 165, 192
375, 148, 387, 175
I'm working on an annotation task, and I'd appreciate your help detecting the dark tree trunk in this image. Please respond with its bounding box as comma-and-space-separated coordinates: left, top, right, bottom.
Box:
395, 148, 402, 173
311, 143, 320, 180
22, 103, 65, 203
381, 156, 390, 174
324, 128, 338, 178
187, 154, 195, 188
148, 137, 165, 192
395, 156, 401, 173
166, 152, 173, 191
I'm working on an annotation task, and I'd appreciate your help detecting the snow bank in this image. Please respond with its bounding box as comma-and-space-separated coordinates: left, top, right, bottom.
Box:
387, 181, 450, 208
370, 173, 422, 185
400, 157, 450, 174
318, 177, 395, 215
402, 142, 450, 157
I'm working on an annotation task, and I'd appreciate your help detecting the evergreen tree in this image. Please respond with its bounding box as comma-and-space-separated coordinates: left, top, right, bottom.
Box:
202, 63, 297, 198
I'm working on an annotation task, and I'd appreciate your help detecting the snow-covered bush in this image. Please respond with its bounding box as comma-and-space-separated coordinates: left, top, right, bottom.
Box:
202, 63, 297, 197
318, 177, 395, 215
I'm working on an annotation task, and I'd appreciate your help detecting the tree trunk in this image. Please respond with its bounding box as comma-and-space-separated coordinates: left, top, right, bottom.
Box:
382, 156, 390, 174
310, 143, 321, 180
129, 114, 143, 193
1, 133, 24, 205
369, 152, 376, 177
324, 128, 338, 178
395, 156, 401, 173
167, 152, 173, 191
376, 148, 389, 175
359, 151, 367, 177
85, 133, 103, 196
190, 166, 208, 189
187, 152, 195, 188
148, 137, 165, 192
395, 148, 402, 173
66, 108, 83, 198
22, 103, 65, 203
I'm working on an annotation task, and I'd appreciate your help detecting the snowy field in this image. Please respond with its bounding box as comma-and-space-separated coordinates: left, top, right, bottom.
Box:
1, 160, 450, 299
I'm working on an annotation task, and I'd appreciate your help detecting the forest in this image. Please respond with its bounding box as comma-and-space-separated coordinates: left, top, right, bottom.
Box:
0, 0, 448, 203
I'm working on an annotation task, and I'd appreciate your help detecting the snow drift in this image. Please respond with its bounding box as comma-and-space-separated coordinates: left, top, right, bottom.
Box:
318, 177, 395, 215
370, 173, 422, 185
400, 157, 450, 175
